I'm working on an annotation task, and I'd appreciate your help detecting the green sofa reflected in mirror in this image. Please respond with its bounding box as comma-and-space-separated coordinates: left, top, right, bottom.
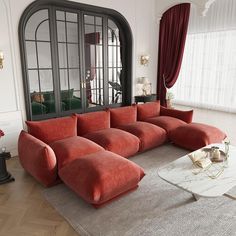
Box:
31, 89, 82, 115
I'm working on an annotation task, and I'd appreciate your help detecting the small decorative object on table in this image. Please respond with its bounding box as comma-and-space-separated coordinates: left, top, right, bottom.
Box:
0, 129, 14, 184
190, 147, 226, 179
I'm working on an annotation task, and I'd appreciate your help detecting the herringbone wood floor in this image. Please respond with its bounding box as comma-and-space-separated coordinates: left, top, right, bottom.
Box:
0, 157, 78, 236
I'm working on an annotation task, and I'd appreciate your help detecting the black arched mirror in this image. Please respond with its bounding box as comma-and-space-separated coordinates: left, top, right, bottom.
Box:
19, 0, 132, 120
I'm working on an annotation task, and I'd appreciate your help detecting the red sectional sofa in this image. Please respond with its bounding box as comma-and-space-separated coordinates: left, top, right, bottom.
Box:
18, 101, 226, 207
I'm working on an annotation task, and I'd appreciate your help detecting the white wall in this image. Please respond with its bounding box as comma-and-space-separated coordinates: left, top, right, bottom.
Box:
0, 0, 23, 156
0, 0, 213, 155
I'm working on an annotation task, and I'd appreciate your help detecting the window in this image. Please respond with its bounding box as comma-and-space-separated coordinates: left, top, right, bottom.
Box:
172, 0, 236, 112
19, 0, 132, 120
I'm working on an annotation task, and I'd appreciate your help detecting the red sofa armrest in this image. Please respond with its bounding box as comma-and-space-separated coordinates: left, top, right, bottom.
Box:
18, 130, 58, 187
160, 106, 193, 123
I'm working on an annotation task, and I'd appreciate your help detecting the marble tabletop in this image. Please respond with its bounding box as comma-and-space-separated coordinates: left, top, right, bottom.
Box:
158, 143, 236, 198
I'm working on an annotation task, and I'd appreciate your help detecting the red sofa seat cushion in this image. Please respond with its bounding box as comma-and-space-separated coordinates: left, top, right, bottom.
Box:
50, 136, 104, 169
110, 105, 137, 128
169, 122, 227, 151
84, 128, 140, 158
160, 106, 193, 123
26, 115, 77, 144
118, 121, 167, 152
59, 150, 145, 207
76, 111, 110, 136
145, 116, 186, 134
137, 101, 160, 121
18, 131, 57, 187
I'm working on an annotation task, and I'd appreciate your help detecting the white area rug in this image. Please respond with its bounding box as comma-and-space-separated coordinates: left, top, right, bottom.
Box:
43, 144, 236, 236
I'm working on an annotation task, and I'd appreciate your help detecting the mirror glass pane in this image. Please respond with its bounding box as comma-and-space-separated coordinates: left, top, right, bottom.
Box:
57, 21, 66, 42
28, 70, 39, 92
56, 10, 81, 111
39, 70, 53, 91
84, 15, 94, 25
84, 15, 104, 107
67, 22, 78, 43
37, 42, 52, 68
68, 44, 79, 68
25, 10, 48, 40
36, 20, 50, 41
25, 9, 56, 117
58, 43, 67, 68
108, 19, 122, 104
26, 42, 37, 68
56, 11, 65, 21
66, 12, 77, 22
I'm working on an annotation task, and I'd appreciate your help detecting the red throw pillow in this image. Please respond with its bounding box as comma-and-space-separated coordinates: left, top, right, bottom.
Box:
137, 101, 160, 121
76, 110, 110, 136
160, 106, 193, 123
26, 115, 77, 144
109, 105, 137, 127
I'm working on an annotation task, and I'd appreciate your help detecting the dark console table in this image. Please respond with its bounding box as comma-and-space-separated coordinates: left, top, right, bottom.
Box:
134, 94, 157, 104
0, 152, 14, 185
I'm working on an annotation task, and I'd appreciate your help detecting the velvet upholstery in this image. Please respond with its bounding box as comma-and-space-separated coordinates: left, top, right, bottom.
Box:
59, 150, 145, 206
50, 136, 104, 170
157, 3, 190, 106
160, 106, 193, 123
76, 111, 110, 136
84, 128, 140, 158
137, 101, 160, 121
26, 115, 77, 144
110, 105, 137, 128
169, 122, 227, 151
18, 131, 57, 187
118, 121, 167, 152
146, 116, 186, 134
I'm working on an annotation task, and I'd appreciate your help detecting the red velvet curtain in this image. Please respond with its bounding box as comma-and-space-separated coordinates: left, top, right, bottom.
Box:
157, 3, 190, 106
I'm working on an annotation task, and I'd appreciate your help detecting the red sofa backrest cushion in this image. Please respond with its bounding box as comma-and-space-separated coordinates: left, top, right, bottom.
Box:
137, 101, 161, 121
26, 115, 77, 144
109, 105, 137, 127
160, 106, 193, 123
76, 110, 110, 136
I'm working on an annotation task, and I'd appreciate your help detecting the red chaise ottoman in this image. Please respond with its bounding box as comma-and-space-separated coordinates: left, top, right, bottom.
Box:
169, 122, 227, 151
59, 150, 145, 207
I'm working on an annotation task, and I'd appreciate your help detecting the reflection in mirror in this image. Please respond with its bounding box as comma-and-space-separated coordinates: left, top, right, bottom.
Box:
25, 10, 49, 40
66, 12, 77, 22
29, 69, 56, 115
67, 22, 78, 43
37, 42, 52, 68
36, 20, 50, 41
84, 15, 104, 107
57, 21, 66, 42
56, 10, 82, 111
108, 19, 122, 104
68, 44, 79, 68
26, 42, 37, 68
56, 11, 65, 21
25, 9, 56, 116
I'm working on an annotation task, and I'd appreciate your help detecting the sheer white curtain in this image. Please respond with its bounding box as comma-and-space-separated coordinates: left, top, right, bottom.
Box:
172, 0, 236, 112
